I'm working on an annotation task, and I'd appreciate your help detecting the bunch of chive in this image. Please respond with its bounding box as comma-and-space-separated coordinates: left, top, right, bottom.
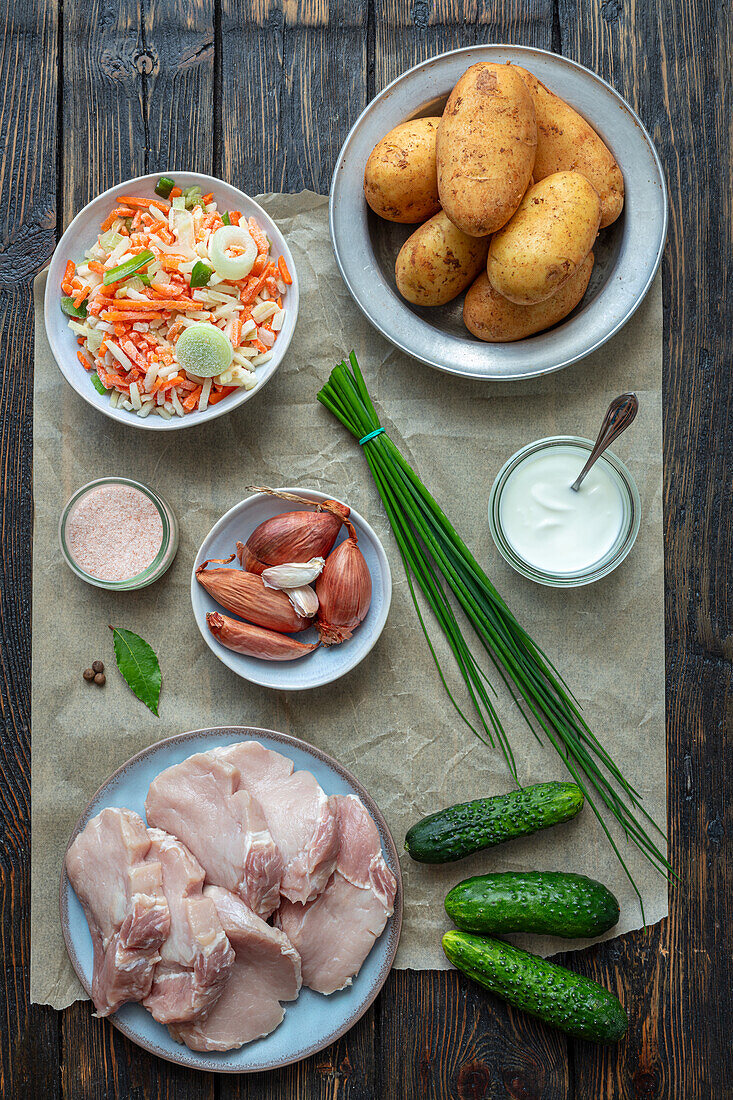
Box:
318, 352, 671, 908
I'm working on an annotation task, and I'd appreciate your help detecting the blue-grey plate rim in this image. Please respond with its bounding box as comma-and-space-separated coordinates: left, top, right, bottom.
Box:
330, 43, 668, 381
59, 725, 403, 1073
190, 488, 392, 692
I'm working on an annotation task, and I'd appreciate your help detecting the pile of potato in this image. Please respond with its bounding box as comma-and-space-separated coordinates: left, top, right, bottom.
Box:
363, 62, 624, 342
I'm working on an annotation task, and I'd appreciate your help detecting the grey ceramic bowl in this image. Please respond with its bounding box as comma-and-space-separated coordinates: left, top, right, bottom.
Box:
330, 44, 667, 381
191, 488, 392, 691
45, 172, 299, 430
60, 726, 403, 1073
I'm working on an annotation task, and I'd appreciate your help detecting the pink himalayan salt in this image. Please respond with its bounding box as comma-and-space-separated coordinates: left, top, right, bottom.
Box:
66, 484, 164, 582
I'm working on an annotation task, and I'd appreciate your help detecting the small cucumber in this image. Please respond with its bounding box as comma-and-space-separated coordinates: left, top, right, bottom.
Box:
445, 872, 620, 938
405, 781, 583, 864
443, 931, 628, 1043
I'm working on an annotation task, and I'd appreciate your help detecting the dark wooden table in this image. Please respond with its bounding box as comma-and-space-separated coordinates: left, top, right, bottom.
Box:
2, 2, 730, 1097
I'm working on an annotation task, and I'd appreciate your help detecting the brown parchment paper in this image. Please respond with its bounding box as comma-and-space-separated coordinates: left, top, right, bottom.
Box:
31, 192, 667, 1009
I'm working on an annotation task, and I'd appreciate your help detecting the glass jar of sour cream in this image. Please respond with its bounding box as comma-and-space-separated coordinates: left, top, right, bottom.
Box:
488, 437, 640, 587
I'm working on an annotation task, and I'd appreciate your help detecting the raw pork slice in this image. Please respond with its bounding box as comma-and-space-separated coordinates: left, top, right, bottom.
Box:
65, 808, 170, 1017
145, 751, 283, 918
214, 741, 340, 904
170, 886, 301, 1051
277, 794, 397, 995
142, 829, 235, 1025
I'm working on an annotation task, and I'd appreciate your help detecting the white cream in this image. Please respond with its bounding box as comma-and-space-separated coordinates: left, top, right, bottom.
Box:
498, 446, 624, 573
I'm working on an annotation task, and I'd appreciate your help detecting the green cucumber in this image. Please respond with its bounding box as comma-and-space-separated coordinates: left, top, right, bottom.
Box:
405, 781, 583, 864
445, 872, 620, 938
443, 931, 628, 1043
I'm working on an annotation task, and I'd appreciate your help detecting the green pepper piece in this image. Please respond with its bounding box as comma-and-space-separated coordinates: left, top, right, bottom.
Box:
182, 185, 203, 210
103, 249, 155, 286
61, 296, 88, 319
190, 260, 214, 288
221, 211, 231, 226
154, 176, 175, 199
90, 372, 107, 395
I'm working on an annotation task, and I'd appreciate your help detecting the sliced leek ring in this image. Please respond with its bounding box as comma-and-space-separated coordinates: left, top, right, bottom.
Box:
209, 225, 257, 280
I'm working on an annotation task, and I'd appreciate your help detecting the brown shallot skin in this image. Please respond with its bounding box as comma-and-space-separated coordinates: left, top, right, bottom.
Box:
316, 538, 372, 645
196, 564, 309, 633
238, 501, 350, 574
206, 612, 319, 661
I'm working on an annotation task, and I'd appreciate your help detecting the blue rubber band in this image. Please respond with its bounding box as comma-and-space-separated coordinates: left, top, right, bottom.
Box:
358, 428, 385, 445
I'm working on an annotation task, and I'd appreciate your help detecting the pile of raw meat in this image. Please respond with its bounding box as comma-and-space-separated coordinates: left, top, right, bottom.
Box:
65, 740, 398, 1052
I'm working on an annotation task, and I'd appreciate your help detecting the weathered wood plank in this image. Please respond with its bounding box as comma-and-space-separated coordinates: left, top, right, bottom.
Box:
373, 0, 555, 92
62, 0, 214, 225
558, 0, 733, 1096
380, 970, 572, 1100
0, 0, 60, 1097
61, 1002, 214, 1100
220, 0, 368, 194
58, 1, 214, 1095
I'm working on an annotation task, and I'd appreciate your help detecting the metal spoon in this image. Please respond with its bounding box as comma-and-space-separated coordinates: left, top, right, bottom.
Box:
571, 393, 639, 492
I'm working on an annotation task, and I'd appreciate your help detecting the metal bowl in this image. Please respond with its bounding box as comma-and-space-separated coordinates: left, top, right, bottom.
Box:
330, 45, 667, 381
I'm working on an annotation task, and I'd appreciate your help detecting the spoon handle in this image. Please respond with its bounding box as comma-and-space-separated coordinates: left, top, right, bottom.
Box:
571, 393, 639, 492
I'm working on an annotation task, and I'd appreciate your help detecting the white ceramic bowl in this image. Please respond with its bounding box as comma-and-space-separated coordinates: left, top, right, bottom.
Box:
331, 45, 667, 381
44, 172, 299, 430
191, 489, 392, 690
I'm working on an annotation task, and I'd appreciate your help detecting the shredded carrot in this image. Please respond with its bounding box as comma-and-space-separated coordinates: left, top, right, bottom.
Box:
103, 311, 165, 322
228, 211, 241, 226
62, 260, 75, 287
202, 192, 214, 205
116, 195, 170, 213
152, 373, 185, 393
182, 385, 203, 411
248, 218, 269, 255
88, 260, 106, 274
208, 386, 236, 405
73, 285, 91, 308
240, 262, 276, 305
77, 350, 93, 371
232, 319, 243, 347
277, 255, 292, 285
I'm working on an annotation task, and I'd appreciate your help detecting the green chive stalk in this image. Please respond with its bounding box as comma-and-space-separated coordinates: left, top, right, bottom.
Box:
318, 353, 671, 906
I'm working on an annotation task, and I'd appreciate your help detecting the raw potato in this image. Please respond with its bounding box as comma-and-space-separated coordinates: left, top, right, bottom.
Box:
437, 63, 537, 237
395, 212, 490, 306
513, 66, 624, 228
487, 171, 601, 305
464, 253, 594, 341
364, 117, 442, 223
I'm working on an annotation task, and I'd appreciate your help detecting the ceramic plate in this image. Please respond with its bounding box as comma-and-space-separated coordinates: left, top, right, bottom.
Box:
60, 726, 403, 1073
45, 172, 299, 430
191, 489, 392, 690
330, 44, 667, 381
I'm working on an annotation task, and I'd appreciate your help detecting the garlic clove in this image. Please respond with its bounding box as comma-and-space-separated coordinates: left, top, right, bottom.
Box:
285, 584, 319, 618
262, 557, 325, 590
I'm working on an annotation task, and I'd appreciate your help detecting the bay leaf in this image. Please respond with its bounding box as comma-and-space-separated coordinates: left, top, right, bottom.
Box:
110, 626, 162, 716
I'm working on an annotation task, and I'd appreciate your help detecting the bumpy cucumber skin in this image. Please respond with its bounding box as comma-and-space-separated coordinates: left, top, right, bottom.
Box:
445, 872, 620, 938
443, 932, 628, 1043
405, 782, 584, 864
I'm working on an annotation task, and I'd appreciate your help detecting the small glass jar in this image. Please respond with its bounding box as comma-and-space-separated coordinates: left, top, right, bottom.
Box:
488, 436, 641, 588
59, 477, 179, 590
